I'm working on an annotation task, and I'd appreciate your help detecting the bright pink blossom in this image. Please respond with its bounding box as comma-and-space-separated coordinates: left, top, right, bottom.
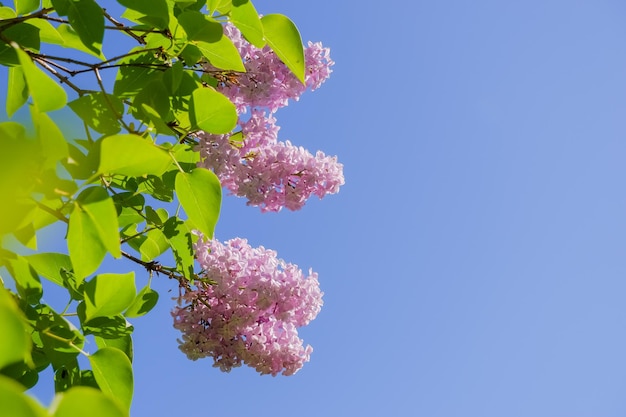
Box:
197, 110, 344, 212
212, 24, 334, 113
172, 237, 323, 376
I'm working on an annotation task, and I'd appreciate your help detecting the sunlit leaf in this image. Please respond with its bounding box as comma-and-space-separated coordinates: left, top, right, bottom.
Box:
261, 14, 305, 83
88, 348, 133, 412
14, 46, 67, 112
94, 335, 133, 362
99, 134, 172, 177
83, 272, 136, 321
6, 66, 28, 117
124, 286, 158, 318
175, 168, 221, 238
25, 253, 72, 287
0, 286, 30, 370
190, 87, 237, 134
231, 0, 265, 48
52, 0, 104, 55
68, 93, 123, 135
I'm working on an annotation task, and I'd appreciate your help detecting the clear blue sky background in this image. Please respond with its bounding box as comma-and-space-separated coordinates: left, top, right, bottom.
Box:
4, 0, 626, 416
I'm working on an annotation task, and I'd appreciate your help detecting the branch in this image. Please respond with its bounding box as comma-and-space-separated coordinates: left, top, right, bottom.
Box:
103, 8, 146, 45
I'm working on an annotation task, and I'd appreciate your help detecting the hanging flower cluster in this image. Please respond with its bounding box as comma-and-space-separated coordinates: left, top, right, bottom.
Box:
172, 237, 323, 376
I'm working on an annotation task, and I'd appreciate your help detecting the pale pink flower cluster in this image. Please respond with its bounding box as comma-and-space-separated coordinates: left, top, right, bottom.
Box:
172, 237, 323, 376
197, 110, 344, 212
218, 24, 335, 113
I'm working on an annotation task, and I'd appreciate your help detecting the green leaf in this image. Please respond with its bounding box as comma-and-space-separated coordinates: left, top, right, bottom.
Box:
261, 14, 305, 83
33, 305, 84, 368
94, 335, 132, 362
25, 253, 72, 287
134, 228, 169, 261
80, 315, 133, 339
1, 361, 40, 389
124, 286, 158, 318
115, 0, 169, 29
177, 11, 221, 42
0, 286, 30, 370
4, 256, 42, 304
231, 0, 264, 48
163, 217, 195, 279
88, 348, 133, 412
0, 376, 48, 417
98, 134, 172, 177
132, 77, 171, 120
54, 360, 80, 393
51, 386, 126, 417
175, 168, 221, 238
112, 193, 145, 229
55, 24, 105, 59
0, 23, 40, 65
83, 272, 136, 321
14, 46, 67, 112
196, 38, 245, 72
68, 93, 123, 135
15, 0, 40, 15
52, 0, 104, 55
31, 109, 69, 169
68, 187, 120, 280
6, 66, 28, 117
190, 87, 237, 134
26, 19, 65, 45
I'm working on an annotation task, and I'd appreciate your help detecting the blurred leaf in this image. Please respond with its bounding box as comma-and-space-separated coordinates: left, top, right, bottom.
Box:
99, 134, 172, 177
261, 14, 305, 83
0, 376, 48, 417
51, 386, 126, 417
175, 168, 221, 238
0, 286, 31, 370
0, 362, 39, 389
31, 109, 69, 170
88, 349, 133, 412
15, 0, 39, 14
190, 87, 237, 134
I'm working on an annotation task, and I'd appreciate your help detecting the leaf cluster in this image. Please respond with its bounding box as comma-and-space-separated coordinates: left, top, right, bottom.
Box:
0, 0, 308, 415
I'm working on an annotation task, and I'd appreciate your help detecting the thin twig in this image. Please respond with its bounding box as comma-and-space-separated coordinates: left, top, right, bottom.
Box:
32, 57, 84, 94
103, 8, 146, 45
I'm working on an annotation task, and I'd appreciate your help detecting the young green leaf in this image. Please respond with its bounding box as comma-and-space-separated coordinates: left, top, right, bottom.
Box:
68, 187, 120, 280
98, 134, 172, 177
124, 286, 159, 318
83, 272, 136, 321
25, 253, 72, 287
175, 168, 221, 238
94, 335, 133, 362
6, 66, 28, 117
14, 46, 67, 112
231, 0, 265, 48
4, 256, 42, 304
261, 14, 305, 84
52, 0, 104, 55
68, 93, 124, 135
0, 286, 31, 370
115, 0, 169, 29
88, 348, 133, 412
189, 87, 237, 134
196, 38, 245, 72
56, 24, 105, 59
15, 0, 40, 15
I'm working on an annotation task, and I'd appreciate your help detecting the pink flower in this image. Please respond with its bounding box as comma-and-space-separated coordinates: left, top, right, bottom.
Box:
172, 237, 323, 376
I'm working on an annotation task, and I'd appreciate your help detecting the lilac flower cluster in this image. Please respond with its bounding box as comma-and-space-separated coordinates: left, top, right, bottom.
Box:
197, 25, 343, 212
218, 24, 335, 113
172, 237, 323, 376
198, 110, 344, 212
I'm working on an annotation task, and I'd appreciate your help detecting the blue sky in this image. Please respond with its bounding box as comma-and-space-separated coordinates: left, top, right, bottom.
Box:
5, 0, 626, 416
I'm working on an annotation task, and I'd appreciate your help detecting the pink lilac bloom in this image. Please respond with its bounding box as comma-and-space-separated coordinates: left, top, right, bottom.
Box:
171, 237, 323, 376
212, 24, 334, 113
197, 110, 344, 212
